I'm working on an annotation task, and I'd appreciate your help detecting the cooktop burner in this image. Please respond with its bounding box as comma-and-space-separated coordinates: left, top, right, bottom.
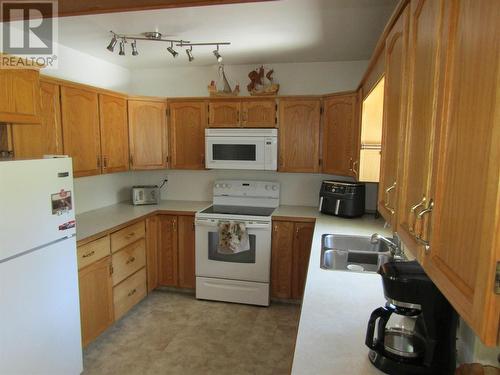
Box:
200, 205, 276, 217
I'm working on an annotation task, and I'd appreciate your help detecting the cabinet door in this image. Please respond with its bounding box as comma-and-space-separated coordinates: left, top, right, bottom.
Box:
61, 85, 101, 177
99, 94, 129, 173
378, 6, 409, 226
278, 99, 321, 173
12, 80, 63, 158
169, 101, 207, 169
292, 222, 315, 299
396, 0, 443, 257
0, 69, 41, 124
158, 215, 178, 286
146, 215, 159, 293
322, 94, 359, 176
78, 256, 114, 347
271, 221, 294, 299
128, 100, 167, 170
177, 215, 196, 289
423, 0, 500, 346
242, 100, 276, 128
208, 101, 240, 127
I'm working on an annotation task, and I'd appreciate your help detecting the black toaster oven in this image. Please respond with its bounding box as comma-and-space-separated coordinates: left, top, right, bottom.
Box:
319, 180, 365, 218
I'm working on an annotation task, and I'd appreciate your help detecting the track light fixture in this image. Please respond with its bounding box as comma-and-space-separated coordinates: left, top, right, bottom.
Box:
167, 42, 178, 58
213, 45, 222, 63
186, 46, 194, 62
106, 35, 117, 52
119, 40, 125, 56
106, 31, 230, 62
131, 40, 138, 56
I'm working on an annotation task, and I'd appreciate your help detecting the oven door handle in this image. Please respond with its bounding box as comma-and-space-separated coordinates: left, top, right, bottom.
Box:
195, 219, 270, 230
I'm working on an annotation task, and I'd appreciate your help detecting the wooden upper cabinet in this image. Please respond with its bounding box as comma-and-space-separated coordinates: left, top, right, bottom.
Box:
396, 0, 443, 257
0, 68, 41, 124
99, 94, 129, 173
321, 93, 359, 177
60, 85, 101, 177
291, 222, 314, 299
242, 100, 276, 128
12, 80, 63, 158
208, 101, 240, 127
78, 256, 114, 347
128, 99, 167, 170
169, 101, 207, 170
278, 98, 320, 173
378, 5, 409, 226
158, 215, 178, 286
422, 0, 500, 346
271, 221, 294, 299
177, 215, 196, 289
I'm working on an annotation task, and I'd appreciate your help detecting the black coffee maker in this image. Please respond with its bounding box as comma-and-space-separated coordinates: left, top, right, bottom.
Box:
365, 261, 458, 375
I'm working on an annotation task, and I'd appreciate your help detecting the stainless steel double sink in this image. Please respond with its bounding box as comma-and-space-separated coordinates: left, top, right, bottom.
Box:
320, 234, 393, 273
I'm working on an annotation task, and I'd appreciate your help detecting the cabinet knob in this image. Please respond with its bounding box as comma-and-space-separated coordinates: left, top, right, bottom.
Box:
126, 256, 136, 265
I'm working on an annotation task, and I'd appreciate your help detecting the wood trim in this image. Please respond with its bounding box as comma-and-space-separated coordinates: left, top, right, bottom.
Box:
272, 216, 316, 223
40, 74, 129, 98
357, 0, 410, 92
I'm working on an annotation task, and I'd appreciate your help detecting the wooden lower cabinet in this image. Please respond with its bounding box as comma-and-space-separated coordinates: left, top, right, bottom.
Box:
113, 268, 147, 321
78, 255, 114, 347
111, 239, 146, 286
158, 214, 196, 289
271, 219, 315, 299
146, 215, 159, 293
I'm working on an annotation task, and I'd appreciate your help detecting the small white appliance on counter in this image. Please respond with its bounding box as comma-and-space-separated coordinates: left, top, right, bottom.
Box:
0, 158, 83, 375
195, 180, 280, 306
205, 128, 278, 170
132, 185, 160, 205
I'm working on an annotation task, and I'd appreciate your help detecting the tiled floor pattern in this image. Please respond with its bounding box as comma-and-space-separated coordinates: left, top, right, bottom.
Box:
83, 291, 301, 375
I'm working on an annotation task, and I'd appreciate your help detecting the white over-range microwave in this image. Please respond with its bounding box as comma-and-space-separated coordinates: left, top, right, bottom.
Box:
205, 128, 278, 170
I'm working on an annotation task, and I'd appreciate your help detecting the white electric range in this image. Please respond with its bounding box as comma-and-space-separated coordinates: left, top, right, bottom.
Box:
195, 180, 280, 306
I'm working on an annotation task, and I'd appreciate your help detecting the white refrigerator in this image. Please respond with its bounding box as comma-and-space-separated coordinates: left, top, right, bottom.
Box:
0, 158, 83, 375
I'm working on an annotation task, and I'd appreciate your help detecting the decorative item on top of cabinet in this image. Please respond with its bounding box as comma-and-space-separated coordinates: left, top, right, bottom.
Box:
247, 66, 279, 96
396, 0, 442, 258
378, 4, 409, 227
0, 67, 41, 124
11, 79, 63, 159
271, 219, 315, 300
99, 93, 129, 173
207, 65, 240, 97
60, 85, 101, 177
418, 0, 500, 347
321, 93, 359, 177
278, 98, 320, 173
128, 99, 168, 170
169, 100, 207, 170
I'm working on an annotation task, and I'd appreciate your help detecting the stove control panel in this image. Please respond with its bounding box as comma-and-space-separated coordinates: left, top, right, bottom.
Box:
213, 180, 280, 199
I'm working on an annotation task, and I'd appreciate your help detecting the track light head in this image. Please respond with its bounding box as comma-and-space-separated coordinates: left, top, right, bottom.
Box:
167, 42, 178, 58
213, 45, 222, 63
106, 35, 117, 52
119, 40, 125, 56
186, 46, 194, 62
131, 40, 138, 56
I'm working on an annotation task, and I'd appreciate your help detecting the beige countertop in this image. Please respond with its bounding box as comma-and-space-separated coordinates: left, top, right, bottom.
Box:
291, 214, 391, 375
75, 200, 211, 242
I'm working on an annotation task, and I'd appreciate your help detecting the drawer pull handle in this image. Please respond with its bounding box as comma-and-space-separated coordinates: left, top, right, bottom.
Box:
82, 250, 95, 258
409, 196, 427, 235
125, 232, 135, 239
126, 256, 136, 264
128, 289, 136, 297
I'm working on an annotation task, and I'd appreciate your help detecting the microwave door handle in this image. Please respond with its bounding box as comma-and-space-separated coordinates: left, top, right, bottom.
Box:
335, 199, 341, 215
318, 196, 323, 212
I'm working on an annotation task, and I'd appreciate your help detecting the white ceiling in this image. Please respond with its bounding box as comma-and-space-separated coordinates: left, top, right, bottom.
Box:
55, 0, 397, 69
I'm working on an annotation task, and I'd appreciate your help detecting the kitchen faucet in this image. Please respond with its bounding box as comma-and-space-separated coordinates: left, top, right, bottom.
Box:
370, 233, 403, 259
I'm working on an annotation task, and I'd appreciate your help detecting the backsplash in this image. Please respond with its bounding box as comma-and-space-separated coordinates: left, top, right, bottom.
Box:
73, 169, 378, 214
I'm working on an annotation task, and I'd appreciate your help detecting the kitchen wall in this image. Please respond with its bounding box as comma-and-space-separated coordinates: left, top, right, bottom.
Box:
74, 168, 378, 215
128, 60, 368, 97
43, 42, 131, 92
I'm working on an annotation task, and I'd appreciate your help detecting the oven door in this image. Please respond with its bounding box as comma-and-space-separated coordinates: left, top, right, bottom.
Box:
205, 136, 266, 170
195, 218, 271, 282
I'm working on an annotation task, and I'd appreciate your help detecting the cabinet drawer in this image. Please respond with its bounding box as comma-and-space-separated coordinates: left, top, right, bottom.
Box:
112, 239, 146, 286
110, 221, 145, 253
77, 236, 110, 270
113, 268, 147, 321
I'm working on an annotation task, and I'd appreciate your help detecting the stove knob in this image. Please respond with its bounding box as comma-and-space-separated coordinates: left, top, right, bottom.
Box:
215, 183, 221, 188
227, 184, 232, 188
222, 184, 228, 188
265, 185, 271, 190
272, 185, 278, 191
